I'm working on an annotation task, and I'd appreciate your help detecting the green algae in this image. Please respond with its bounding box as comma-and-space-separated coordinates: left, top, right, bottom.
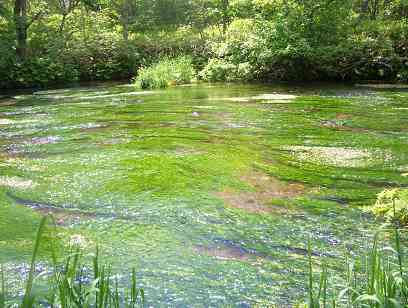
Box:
0, 83, 407, 305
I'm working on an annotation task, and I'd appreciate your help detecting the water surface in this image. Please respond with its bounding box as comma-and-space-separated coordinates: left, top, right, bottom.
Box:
1, 83, 408, 306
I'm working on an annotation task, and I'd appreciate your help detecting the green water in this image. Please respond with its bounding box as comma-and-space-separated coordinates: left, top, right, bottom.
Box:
1, 83, 408, 306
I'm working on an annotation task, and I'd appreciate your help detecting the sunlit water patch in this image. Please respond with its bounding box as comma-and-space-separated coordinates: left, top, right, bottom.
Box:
1, 82, 408, 305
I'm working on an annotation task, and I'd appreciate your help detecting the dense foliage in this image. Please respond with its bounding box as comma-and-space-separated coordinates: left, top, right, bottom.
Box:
0, 0, 407, 88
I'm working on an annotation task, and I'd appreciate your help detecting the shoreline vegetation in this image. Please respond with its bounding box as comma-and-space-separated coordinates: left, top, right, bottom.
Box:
0, 0, 407, 89
304, 191, 408, 307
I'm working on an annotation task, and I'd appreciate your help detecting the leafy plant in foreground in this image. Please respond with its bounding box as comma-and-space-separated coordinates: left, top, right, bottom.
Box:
0, 216, 144, 307
370, 189, 408, 226
303, 187, 408, 307
305, 228, 408, 307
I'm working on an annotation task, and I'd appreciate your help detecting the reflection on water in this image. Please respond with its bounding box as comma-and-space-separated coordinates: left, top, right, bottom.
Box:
1, 82, 408, 306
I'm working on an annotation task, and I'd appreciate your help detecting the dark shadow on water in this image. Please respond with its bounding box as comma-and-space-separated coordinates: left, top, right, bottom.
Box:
195, 237, 334, 260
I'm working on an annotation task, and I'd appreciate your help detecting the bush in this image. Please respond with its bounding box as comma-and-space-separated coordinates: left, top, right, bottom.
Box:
66, 34, 141, 81
199, 59, 254, 82
132, 26, 211, 68
198, 18, 266, 82
398, 68, 408, 82
0, 57, 80, 89
134, 56, 195, 89
370, 189, 408, 225
203, 14, 406, 82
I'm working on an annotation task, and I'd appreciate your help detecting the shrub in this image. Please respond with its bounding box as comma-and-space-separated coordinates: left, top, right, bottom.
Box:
199, 18, 266, 82
398, 68, 408, 82
199, 59, 254, 82
132, 26, 211, 67
134, 56, 195, 89
203, 14, 405, 82
0, 57, 80, 89
66, 34, 141, 81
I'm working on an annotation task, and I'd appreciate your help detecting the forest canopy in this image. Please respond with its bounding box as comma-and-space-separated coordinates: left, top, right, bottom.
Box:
0, 0, 407, 88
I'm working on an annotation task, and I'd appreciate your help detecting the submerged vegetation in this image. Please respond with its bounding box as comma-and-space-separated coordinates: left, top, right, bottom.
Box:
1, 83, 407, 305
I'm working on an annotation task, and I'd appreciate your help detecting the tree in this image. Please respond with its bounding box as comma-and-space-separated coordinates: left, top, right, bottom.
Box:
108, 0, 137, 41
13, 0, 47, 60
55, 0, 81, 33
356, 0, 404, 20
0, 1, 7, 16
220, 0, 229, 33
14, 0, 28, 59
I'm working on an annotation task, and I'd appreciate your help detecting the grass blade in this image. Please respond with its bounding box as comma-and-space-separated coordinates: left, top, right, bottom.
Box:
22, 216, 48, 308
0, 264, 5, 308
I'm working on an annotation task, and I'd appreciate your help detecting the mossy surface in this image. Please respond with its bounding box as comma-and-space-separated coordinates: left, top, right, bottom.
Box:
0, 83, 407, 305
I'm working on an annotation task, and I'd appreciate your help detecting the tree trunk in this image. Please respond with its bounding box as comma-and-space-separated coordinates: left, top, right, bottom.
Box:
221, 0, 229, 34
122, 20, 129, 42
120, 0, 132, 42
361, 0, 369, 15
59, 13, 67, 33
369, 0, 379, 20
14, 0, 28, 60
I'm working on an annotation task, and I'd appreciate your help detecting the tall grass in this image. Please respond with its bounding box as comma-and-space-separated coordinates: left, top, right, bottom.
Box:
0, 265, 5, 308
307, 240, 330, 308
134, 56, 195, 89
0, 216, 144, 307
306, 227, 408, 307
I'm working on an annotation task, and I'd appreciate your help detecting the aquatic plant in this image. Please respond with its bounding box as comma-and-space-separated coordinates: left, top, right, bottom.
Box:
134, 56, 195, 89
306, 185, 408, 307
0, 216, 144, 307
370, 189, 408, 226
306, 229, 408, 307
306, 240, 329, 308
